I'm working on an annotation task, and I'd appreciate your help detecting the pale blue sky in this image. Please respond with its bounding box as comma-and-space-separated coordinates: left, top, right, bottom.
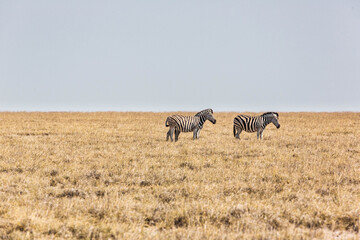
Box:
0, 1, 359, 112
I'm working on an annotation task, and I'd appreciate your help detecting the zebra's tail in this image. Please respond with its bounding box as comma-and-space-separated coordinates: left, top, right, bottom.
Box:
165, 117, 170, 127
233, 124, 236, 137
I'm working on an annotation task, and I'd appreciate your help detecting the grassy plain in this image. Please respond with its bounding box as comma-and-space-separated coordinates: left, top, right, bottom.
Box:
0, 112, 359, 239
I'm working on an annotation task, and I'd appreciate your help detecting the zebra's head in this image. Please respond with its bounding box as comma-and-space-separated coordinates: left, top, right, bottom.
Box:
195, 109, 216, 124
262, 112, 280, 129
272, 112, 280, 129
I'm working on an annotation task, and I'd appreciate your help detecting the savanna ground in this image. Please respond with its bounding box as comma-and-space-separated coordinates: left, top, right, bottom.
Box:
0, 112, 359, 239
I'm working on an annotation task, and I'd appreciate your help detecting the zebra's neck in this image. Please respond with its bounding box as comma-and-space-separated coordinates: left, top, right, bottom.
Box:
262, 115, 273, 128
198, 115, 206, 128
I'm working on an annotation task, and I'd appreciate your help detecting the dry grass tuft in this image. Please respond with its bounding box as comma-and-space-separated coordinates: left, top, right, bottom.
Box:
0, 112, 359, 239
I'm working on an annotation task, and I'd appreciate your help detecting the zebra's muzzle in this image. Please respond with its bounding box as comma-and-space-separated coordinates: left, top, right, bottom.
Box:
212, 119, 216, 124
277, 124, 280, 129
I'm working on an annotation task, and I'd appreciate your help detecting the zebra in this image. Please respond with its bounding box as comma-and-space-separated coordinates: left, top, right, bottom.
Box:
165, 109, 216, 142
233, 112, 280, 140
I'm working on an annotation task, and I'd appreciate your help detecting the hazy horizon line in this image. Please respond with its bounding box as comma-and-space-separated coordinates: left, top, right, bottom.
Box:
1, 109, 358, 113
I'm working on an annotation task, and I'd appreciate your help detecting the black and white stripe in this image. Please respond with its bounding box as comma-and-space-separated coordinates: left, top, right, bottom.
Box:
233, 112, 280, 139
165, 109, 216, 142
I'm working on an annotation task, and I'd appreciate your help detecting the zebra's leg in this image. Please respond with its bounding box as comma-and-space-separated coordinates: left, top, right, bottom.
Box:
166, 129, 171, 141
257, 129, 264, 140
169, 128, 174, 142
175, 129, 180, 142
235, 128, 241, 139
192, 129, 200, 140
196, 129, 200, 139
193, 128, 201, 140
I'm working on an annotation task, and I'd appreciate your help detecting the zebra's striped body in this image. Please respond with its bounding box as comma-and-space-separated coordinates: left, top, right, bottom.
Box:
233, 112, 280, 140
165, 109, 216, 142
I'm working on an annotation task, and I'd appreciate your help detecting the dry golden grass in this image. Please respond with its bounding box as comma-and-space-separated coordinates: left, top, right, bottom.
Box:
0, 112, 359, 239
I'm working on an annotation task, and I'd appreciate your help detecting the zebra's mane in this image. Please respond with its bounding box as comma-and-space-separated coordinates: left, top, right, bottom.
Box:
261, 112, 278, 117
195, 108, 213, 117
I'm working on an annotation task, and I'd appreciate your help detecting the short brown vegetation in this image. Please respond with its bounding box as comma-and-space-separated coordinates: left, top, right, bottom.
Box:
0, 112, 359, 239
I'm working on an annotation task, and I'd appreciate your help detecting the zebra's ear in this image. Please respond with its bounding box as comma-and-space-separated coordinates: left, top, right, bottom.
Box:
210, 109, 213, 114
